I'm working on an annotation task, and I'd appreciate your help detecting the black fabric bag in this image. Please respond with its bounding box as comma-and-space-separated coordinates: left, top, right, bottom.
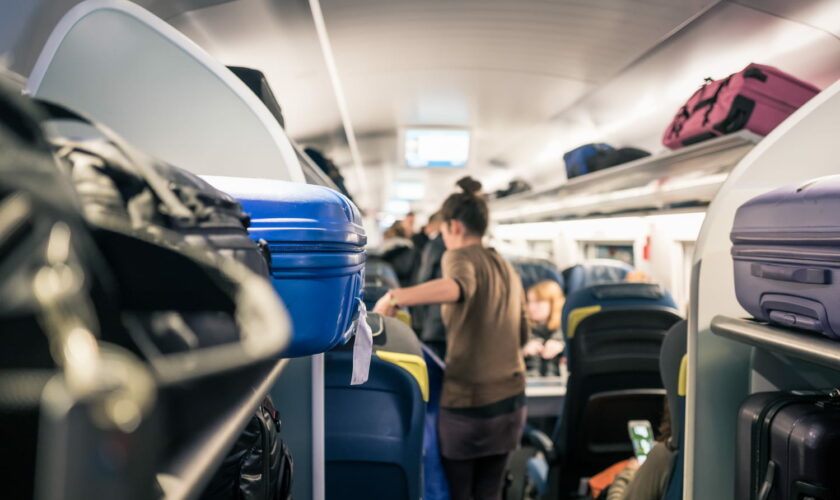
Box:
0, 79, 157, 499
737, 390, 840, 500
202, 398, 294, 500
584, 147, 650, 173
37, 100, 293, 497
228, 66, 285, 129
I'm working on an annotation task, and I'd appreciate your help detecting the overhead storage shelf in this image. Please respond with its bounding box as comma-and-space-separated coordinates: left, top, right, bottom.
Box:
491, 131, 762, 223
710, 315, 840, 370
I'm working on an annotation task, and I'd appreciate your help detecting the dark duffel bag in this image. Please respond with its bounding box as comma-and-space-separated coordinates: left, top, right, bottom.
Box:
585, 147, 650, 173
736, 390, 840, 500
37, 99, 292, 497
0, 78, 158, 500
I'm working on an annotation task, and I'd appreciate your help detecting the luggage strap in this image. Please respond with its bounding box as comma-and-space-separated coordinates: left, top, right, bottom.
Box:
34, 100, 196, 226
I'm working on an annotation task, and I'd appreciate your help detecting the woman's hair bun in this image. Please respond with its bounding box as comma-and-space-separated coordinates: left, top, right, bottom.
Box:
456, 176, 482, 195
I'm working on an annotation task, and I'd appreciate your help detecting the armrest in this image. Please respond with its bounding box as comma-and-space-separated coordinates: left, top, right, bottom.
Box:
522, 425, 556, 462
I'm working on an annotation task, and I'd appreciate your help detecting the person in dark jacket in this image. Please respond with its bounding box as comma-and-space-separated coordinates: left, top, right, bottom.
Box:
381, 221, 415, 287
522, 280, 565, 377
411, 211, 446, 358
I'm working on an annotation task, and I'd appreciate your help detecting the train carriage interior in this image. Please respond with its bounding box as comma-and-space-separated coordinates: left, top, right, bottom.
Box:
3, 1, 840, 499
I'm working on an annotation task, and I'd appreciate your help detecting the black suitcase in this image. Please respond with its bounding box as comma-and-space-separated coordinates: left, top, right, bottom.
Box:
737, 390, 840, 500
585, 147, 650, 173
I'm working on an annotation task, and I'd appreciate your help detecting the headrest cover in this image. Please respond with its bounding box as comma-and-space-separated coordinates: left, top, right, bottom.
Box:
591, 283, 664, 300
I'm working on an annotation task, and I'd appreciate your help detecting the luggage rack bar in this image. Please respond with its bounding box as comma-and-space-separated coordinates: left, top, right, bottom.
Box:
710, 315, 840, 370
157, 359, 289, 500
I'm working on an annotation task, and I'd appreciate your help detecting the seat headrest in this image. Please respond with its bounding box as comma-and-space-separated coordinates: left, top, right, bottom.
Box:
591, 283, 664, 300
659, 319, 687, 447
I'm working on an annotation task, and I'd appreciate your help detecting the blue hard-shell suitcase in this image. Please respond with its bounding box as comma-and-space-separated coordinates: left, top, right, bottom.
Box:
731, 176, 840, 339
204, 176, 367, 357
563, 143, 614, 179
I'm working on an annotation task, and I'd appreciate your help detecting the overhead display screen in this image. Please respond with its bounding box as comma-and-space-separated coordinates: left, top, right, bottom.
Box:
404, 129, 470, 168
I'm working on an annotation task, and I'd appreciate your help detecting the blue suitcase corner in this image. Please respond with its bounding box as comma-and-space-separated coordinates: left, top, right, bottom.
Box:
203, 176, 367, 357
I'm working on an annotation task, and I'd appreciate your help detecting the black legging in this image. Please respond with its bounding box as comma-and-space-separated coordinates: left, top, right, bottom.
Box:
442, 453, 509, 500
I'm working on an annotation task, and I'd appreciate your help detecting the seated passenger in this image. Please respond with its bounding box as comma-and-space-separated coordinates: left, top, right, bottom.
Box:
594, 401, 675, 500
522, 280, 565, 377
623, 270, 651, 283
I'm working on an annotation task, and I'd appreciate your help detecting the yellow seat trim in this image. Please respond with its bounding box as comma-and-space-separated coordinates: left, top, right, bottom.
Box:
395, 310, 412, 327
567, 305, 602, 339
376, 350, 429, 402
678, 354, 688, 397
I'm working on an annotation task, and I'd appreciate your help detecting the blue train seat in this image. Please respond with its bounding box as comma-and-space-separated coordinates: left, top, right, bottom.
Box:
421, 345, 450, 500
507, 257, 564, 292
562, 259, 633, 296
660, 320, 687, 500
524, 283, 681, 497
324, 313, 427, 500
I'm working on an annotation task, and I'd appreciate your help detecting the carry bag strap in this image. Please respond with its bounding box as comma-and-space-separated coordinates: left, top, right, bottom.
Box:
34, 99, 196, 225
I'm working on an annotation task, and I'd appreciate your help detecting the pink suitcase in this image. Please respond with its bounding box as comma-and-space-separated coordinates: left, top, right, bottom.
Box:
663, 63, 820, 149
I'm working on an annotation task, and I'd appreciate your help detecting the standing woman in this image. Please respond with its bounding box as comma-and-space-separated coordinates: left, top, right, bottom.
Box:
375, 177, 529, 500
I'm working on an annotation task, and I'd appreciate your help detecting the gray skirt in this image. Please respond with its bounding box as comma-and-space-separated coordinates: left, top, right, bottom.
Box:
438, 394, 527, 460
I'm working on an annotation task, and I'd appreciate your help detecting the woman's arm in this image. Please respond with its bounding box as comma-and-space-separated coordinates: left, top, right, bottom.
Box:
373, 278, 461, 316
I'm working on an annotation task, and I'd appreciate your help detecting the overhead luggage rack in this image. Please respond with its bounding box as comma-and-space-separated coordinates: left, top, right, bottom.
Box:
710, 315, 840, 370
491, 130, 761, 223
157, 359, 289, 500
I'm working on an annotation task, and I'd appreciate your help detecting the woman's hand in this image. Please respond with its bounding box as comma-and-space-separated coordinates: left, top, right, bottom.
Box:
541, 339, 564, 359
373, 291, 398, 317
522, 339, 544, 357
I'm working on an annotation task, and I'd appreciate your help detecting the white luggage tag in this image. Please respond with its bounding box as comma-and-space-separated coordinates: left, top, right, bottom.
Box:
351, 300, 373, 385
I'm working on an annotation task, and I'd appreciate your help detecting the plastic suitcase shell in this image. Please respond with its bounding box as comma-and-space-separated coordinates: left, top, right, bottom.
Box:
203, 176, 367, 357
731, 176, 840, 338
663, 63, 819, 149
736, 391, 840, 500
563, 143, 614, 179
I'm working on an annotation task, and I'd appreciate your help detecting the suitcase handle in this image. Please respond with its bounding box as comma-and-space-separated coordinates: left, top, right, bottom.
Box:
750, 263, 830, 284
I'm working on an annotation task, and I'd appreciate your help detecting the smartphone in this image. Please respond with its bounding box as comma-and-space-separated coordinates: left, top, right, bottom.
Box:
627, 420, 655, 464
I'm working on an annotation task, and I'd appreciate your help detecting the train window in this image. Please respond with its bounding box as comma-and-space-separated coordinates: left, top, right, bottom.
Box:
584, 243, 634, 266
527, 240, 554, 260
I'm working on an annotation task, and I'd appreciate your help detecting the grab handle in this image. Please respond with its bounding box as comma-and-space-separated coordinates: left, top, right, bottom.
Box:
750, 263, 830, 285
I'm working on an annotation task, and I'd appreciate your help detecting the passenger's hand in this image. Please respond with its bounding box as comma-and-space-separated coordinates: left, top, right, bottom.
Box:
522, 340, 544, 357
373, 292, 398, 317
541, 339, 564, 359
626, 458, 641, 471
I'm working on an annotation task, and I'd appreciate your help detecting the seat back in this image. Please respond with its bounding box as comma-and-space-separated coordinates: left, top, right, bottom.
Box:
507, 257, 564, 292
556, 283, 681, 494
324, 314, 427, 500
660, 320, 687, 500
562, 259, 633, 295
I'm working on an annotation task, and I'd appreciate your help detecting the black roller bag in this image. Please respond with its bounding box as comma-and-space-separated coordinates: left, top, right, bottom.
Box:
38, 100, 293, 499
736, 390, 840, 500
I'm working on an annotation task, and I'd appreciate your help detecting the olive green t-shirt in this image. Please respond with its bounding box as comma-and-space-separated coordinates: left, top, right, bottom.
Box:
440, 245, 528, 408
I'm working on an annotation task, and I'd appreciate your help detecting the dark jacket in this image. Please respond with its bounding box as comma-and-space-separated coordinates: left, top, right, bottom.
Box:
412, 234, 446, 344
529, 323, 563, 343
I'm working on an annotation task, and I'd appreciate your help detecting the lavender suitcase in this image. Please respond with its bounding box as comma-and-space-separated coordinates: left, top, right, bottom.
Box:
731, 176, 840, 338
663, 63, 819, 149
736, 391, 840, 500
